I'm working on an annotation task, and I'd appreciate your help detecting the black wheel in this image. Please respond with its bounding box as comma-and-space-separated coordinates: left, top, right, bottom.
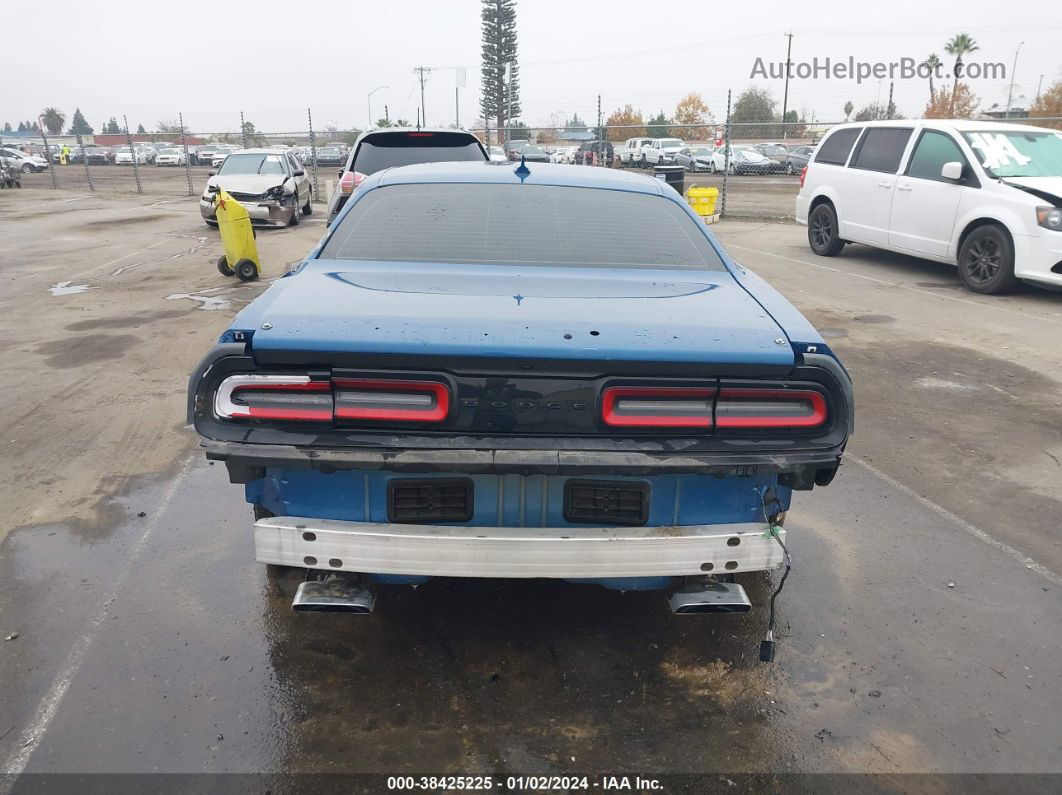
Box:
288, 194, 300, 226
808, 203, 845, 257
640, 155, 648, 169
21, 163, 32, 174
234, 259, 259, 281
217, 255, 235, 276
786, 162, 795, 175
302, 191, 312, 216
957, 225, 1017, 294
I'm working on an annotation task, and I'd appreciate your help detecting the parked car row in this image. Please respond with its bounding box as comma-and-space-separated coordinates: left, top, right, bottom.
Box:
612, 137, 816, 175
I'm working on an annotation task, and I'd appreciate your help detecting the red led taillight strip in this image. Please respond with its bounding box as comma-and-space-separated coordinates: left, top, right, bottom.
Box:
332, 378, 449, 423
601, 386, 717, 428
715, 388, 827, 429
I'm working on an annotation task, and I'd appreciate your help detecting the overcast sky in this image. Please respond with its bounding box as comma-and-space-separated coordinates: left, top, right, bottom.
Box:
3, 0, 1060, 135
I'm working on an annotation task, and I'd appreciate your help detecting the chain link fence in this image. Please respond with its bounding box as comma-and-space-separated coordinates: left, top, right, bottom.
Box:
5, 105, 1061, 222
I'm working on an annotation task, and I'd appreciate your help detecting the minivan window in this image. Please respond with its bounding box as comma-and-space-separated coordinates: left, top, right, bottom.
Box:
321, 184, 725, 270
962, 129, 1062, 178
850, 128, 913, 173
906, 131, 966, 182
814, 128, 862, 165
351, 131, 487, 176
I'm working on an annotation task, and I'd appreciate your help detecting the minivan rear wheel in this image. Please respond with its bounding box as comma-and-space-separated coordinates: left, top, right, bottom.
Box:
808, 203, 845, 256
957, 224, 1017, 294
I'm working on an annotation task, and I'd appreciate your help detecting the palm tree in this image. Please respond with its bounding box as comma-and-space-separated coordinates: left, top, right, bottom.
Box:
945, 34, 979, 115
922, 54, 942, 101
40, 107, 65, 135
843, 101, 854, 121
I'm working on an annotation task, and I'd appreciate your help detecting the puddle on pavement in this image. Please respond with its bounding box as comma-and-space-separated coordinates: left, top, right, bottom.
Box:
166, 292, 231, 311
49, 281, 91, 296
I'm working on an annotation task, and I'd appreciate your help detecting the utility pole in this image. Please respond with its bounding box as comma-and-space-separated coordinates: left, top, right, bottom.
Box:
1035, 74, 1044, 102
596, 94, 602, 165
384, 105, 390, 124
1005, 41, 1024, 118
240, 110, 248, 149
413, 66, 432, 126
886, 81, 894, 119
505, 62, 513, 148
368, 85, 388, 131
780, 32, 793, 140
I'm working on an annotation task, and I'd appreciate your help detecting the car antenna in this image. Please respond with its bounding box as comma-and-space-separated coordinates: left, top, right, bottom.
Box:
514, 155, 530, 183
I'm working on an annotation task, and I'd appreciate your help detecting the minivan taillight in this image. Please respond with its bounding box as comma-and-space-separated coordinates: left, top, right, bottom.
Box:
715, 388, 826, 429
214, 375, 333, 422
601, 386, 716, 428
333, 378, 449, 422
799, 165, 808, 188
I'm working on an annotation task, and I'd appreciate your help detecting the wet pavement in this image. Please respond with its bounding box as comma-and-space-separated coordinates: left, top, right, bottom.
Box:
1, 453, 1059, 781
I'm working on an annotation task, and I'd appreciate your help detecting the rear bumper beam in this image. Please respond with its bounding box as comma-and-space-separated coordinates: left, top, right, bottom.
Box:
254, 515, 785, 578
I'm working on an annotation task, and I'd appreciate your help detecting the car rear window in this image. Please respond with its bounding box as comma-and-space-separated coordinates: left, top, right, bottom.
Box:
320, 183, 725, 270
850, 127, 913, 173
351, 131, 486, 175
814, 128, 862, 165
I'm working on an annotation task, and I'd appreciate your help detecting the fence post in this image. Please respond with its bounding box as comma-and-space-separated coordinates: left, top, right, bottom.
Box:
37, 121, 59, 190
307, 107, 319, 202
123, 115, 143, 194
720, 90, 731, 220
240, 110, 249, 149
76, 132, 94, 191
179, 112, 194, 196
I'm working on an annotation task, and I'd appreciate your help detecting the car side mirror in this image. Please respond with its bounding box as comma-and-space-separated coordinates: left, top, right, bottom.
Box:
208, 170, 216, 177
337, 170, 343, 179
294, 170, 305, 177
940, 161, 963, 181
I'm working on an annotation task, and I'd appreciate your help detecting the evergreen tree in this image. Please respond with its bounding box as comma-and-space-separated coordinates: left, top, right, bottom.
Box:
68, 107, 93, 135
136, 123, 146, 134
17, 122, 25, 132
3, 122, 10, 132
646, 111, 671, 138
479, 0, 521, 137
104, 117, 121, 134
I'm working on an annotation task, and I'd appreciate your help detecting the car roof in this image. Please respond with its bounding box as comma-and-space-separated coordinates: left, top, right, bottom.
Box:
368, 160, 666, 196
823, 118, 1060, 134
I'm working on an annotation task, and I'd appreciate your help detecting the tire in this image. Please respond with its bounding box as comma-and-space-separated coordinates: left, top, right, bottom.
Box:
21, 163, 32, 174
302, 191, 312, 216
217, 255, 235, 277
786, 162, 795, 175
288, 194, 300, 226
235, 259, 259, 281
640, 156, 647, 169
709, 161, 716, 174
807, 203, 845, 257
957, 224, 1017, 295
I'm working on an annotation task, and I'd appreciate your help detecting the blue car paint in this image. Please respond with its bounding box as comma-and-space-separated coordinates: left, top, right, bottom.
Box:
225, 163, 838, 592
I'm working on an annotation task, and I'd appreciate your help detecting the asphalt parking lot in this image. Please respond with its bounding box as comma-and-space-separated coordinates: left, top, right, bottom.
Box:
1, 188, 1060, 785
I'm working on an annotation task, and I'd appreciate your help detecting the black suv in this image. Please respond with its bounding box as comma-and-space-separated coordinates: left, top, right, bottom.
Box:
574, 139, 614, 167
327, 129, 488, 223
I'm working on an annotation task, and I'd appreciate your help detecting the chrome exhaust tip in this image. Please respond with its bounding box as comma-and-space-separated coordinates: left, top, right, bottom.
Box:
292, 575, 375, 613
669, 580, 752, 614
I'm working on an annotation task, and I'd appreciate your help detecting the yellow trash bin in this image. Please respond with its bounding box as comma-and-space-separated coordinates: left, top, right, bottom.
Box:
685, 185, 719, 218
214, 190, 261, 281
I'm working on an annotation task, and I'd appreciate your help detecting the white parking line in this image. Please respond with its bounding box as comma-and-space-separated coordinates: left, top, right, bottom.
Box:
728, 243, 1062, 327
67, 239, 170, 282
0, 457, 193, 781
851, 455, 1062, 586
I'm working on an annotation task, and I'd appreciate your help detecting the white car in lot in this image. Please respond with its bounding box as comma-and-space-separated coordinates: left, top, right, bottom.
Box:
0, 147, 49, 173
643, 138, 686, 166
549, 146, 576, 164
200, 148, 313, 227
487, 146, 508, 163
796, 119, 1062, 294
114, 147, 149, 165
618, 137, 654, 166
155, 148, 187, 166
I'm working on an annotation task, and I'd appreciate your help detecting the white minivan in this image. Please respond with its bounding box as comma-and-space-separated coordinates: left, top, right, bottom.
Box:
795, 119, 1062, 294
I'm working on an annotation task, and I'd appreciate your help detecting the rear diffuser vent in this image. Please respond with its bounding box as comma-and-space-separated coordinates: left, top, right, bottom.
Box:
388, 479, 474, 524
564, 480, 650, 526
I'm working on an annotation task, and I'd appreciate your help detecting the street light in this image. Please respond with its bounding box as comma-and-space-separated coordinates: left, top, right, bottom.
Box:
368, 86, 388, 130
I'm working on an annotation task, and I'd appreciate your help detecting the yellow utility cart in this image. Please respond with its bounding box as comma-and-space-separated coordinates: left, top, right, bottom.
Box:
214, 190, 261, 281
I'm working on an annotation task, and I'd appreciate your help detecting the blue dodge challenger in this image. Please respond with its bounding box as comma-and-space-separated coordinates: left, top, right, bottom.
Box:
188, 161, 853, 650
